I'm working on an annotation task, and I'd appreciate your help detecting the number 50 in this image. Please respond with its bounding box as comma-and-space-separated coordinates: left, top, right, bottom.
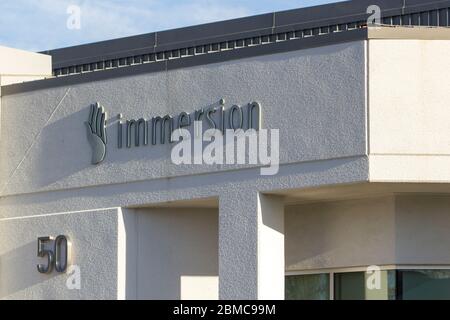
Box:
37, 235, 71, 273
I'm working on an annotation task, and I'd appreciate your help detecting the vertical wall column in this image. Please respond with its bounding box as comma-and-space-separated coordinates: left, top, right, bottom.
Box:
0, 87, 2, 141
219, 190, 284, 300
117, 208, 137, 300
257, 193, 285, 299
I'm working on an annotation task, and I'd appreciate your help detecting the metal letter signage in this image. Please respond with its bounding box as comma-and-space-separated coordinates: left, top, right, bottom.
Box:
85, 103, 107, 165
85, 99, 261, 164
37, 235, 71, 274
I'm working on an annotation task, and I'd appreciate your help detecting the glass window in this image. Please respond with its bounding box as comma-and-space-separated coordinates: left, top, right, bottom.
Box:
285, 274, 330, 300
334, 271, 396, 300
334, 272, 365, 300
287, 268, 450, 300
399, 270, 450, 300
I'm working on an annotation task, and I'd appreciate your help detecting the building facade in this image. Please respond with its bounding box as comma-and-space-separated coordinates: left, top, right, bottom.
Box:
1, 0, 450, 300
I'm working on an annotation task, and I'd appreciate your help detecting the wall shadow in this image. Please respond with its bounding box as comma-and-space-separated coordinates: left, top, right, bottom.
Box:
0, 241, 62, 299
124, 207, 219, 300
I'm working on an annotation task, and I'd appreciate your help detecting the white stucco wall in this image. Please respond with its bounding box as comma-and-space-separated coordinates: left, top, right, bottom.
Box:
395, 195, 450, 265
122, 208, 218, 300
285, 196, 396, 271
368, 39, 450, 183
0, 46, 52, 86
285, 194, 450, 272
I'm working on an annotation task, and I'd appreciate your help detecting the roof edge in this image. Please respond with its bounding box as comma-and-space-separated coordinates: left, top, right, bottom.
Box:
1, 28, 367, 96
368, 25, 450, 39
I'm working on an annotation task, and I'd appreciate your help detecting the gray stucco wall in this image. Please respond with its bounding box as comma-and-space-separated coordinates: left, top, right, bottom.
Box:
0, 40, 368, 299
0, 40, 368, 219
0, 208, 120, 299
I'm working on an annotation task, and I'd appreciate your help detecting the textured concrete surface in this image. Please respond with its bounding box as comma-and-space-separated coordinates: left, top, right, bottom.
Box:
0, 41, 367, 201
219, 190, 258, 299
0, 208, 120, 299
0, 156, 369, 220
285, 195, 450, 271
0, 40, 369, 299
219, 193, 284, 300
285, 196, 396, 271
368, 39, 450, 183
127, 208, 218, 299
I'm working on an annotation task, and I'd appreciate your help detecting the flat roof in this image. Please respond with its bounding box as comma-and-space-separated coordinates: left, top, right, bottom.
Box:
42, 0, 450, 70
2, 0, 450, 95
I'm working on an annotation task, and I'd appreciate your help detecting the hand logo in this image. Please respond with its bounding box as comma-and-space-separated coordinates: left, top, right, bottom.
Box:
85, 103, 107, 165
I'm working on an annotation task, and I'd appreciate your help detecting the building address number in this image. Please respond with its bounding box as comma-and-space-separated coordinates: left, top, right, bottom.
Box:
37, 235, 70, 274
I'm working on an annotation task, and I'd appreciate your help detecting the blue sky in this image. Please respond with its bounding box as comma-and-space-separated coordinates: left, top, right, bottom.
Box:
0, 0, 344, 52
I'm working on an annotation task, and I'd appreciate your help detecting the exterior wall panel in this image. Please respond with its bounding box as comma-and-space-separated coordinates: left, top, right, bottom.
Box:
368, 39, 450, 183
0, 41, 368, 219
0, 208, 120, 299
